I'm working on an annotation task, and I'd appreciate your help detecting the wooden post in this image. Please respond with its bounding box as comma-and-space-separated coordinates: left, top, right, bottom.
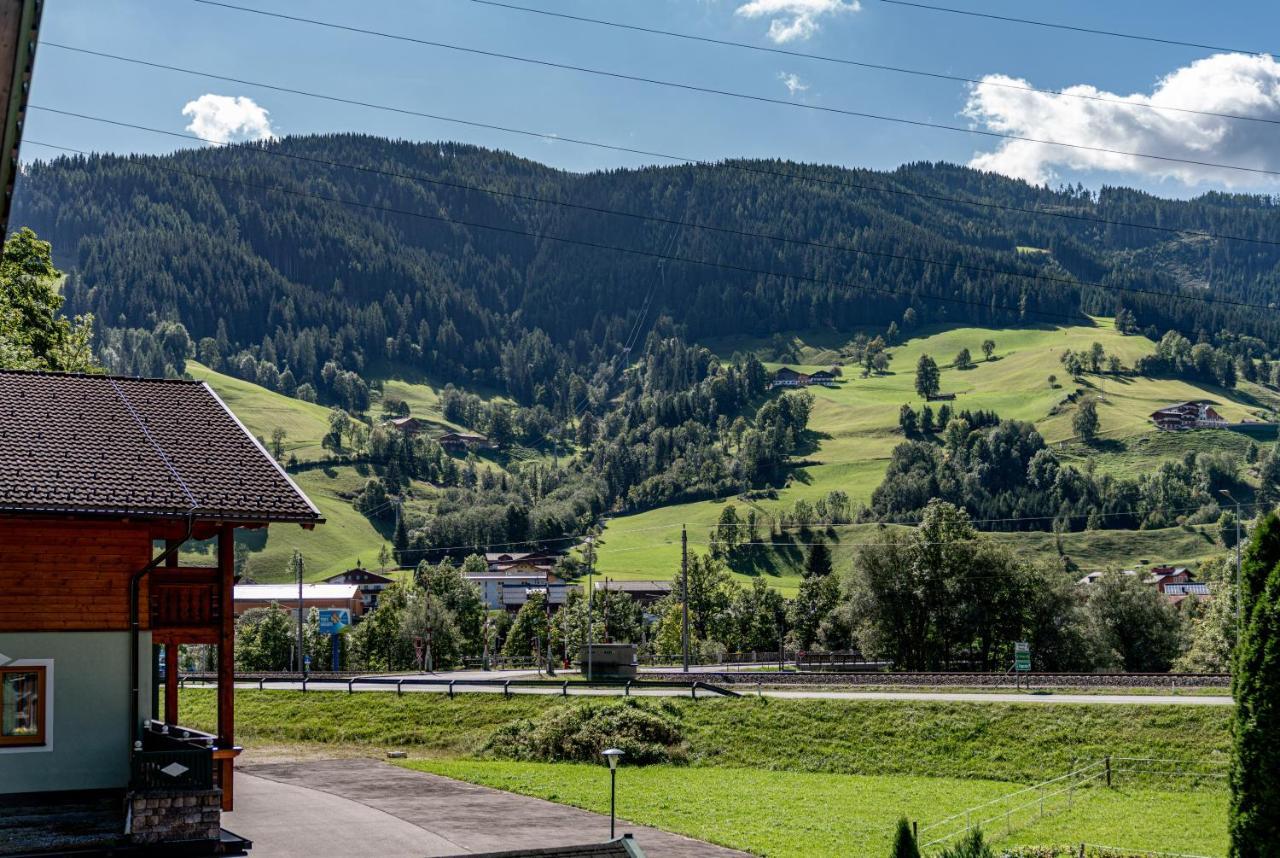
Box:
1104, 755, 1111, 788
164, 642, 180, 724
217, 524, 236, 811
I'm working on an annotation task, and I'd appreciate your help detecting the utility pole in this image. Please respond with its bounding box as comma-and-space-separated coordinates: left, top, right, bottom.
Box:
681, 524, 689, 673
545, 584, 555, 676
1220, 489, 1243, 632
293, 549, 305, 675
585, 534, 595, 681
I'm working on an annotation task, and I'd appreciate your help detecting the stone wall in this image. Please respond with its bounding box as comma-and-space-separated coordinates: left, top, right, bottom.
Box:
128, 788, 221, 844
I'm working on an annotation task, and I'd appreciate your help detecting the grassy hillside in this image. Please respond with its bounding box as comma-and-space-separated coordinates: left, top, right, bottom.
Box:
188, 321, 1276, 587
594, 320, 1275, 589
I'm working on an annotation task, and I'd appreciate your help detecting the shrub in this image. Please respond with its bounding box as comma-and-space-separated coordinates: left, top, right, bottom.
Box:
940, 829, 994, 858
484, 700, 687, 765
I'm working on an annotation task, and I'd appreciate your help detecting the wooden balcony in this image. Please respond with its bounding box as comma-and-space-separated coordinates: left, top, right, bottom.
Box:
149, 567, 222, 644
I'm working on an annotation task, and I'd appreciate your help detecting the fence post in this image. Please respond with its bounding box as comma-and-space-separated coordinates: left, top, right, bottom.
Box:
348, 678, 355, 694
504, 679, 511, 699
1105, 756, 1112, 788
562, 680, 569, 698
691, 681, 698, 700
624, 680, 631, 697
258, 677, 265, 691
301, 677, 308, 694
448, 680, 455, 700
396, 678, 404, 697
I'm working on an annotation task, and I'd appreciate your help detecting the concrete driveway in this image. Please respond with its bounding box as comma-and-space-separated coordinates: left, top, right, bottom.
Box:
225, 758, 748, 857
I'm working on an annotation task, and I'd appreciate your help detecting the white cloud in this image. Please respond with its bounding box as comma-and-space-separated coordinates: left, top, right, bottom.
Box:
963, 53, 1280, 188
734, 0, 860, 43
778, 71, 809, 97
182, 94, 276, 144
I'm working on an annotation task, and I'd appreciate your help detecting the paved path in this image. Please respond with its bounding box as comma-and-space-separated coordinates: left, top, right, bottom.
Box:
222, 680, 1231, 706
226, 758, 748, 858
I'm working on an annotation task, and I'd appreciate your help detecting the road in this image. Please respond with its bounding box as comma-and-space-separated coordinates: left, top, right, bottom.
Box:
214, 678, 1233, 705
226, 758, 747, 857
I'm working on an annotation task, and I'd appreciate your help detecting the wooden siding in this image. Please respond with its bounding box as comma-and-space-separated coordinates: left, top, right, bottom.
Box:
0, 517, 154, 631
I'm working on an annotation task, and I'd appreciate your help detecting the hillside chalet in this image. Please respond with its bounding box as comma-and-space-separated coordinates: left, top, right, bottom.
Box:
439, 431, 495, 451
770, 367, 838, 388
1150, 401, 1228, 431
386, 416, 423, 435
0, 370, 323, 853
324, 565, 396, 610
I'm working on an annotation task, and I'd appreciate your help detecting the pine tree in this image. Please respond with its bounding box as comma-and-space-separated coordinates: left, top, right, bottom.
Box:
1229, 525, 1280, 856
805, 541, 832, 578
890, 818, 920, 858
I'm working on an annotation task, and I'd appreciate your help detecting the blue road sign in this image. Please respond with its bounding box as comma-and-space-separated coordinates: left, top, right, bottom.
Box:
318, 609, 351, 634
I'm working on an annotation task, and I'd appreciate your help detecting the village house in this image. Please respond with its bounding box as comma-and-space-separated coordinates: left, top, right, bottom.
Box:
386, 415, 424, 435
323, 565, 396, 610
0, 370, 323, 853
485, 550, 561, 576
593, 579, 673, 608
233, 583, 365, 619
438, 431, 496, 451
1150, 401, 1228, 431
770, 367, 810, 387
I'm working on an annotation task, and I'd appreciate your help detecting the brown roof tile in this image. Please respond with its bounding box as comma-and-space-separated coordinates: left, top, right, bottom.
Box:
0, 370, 323, 524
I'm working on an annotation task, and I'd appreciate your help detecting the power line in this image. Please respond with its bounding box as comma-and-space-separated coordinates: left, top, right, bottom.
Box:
181, 4, 1280, 179
877, 0, 1271, 57
27, 113, 1280, 320
38, 44, 1280, 250
462, 0, 1280, 128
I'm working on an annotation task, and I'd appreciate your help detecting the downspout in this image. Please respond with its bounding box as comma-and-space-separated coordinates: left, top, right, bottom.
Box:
129, 512, 195, 745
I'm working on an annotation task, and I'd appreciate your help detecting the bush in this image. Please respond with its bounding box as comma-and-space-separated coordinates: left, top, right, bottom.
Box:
484, 700, 687, 765
940, 830, 994, 858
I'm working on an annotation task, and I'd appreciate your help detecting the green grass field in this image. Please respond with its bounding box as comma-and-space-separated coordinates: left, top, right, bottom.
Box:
403, 760, 1226, 857
180, 690, 1231, 856
186, 321, 1277, 585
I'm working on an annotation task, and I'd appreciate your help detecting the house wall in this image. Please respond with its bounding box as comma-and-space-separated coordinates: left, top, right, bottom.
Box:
0, 518, 154, 631
0, 630, 152, 794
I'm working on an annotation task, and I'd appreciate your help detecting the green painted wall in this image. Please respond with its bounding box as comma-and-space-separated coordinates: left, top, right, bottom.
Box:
0, 631, 152, 794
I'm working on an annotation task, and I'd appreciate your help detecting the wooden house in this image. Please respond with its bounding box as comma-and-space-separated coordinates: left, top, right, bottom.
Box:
438, 431, 495, 451
1150, 401, 1228, 431
323, 566, 396, 610
0, 370, 322, 851
387, 415, 423, 435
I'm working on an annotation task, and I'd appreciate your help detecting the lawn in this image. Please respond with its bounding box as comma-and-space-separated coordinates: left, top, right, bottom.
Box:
401, 760, 1226, 857
181, 691, 1230, 855
181, 691, 1231, 782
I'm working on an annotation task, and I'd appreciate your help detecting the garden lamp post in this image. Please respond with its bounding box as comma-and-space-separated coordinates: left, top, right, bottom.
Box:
602, 747, 624, 839
1220, 489, 1243, 632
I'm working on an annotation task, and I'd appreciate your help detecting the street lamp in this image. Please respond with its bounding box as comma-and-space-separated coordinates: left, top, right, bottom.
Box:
602, 747, 624, 839
1220, 489, 1243, 632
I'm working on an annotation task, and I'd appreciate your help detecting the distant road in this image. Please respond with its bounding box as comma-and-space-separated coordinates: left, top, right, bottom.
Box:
222, 679, 1232, 706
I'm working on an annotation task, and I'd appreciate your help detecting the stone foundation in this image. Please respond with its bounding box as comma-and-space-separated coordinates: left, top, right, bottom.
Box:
127, 788, 222, 844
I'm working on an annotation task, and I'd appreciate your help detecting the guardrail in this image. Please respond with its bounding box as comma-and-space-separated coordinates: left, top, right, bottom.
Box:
181, 673, 742, 698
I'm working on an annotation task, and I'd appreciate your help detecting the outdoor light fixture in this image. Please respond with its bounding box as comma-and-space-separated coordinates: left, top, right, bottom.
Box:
602, 747, 624, 838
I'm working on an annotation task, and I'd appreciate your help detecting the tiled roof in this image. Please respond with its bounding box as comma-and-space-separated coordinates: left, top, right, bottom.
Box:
0, 370, 323, 524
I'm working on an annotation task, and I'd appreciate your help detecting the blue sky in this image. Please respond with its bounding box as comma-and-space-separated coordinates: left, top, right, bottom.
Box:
24, 0, 1280, 197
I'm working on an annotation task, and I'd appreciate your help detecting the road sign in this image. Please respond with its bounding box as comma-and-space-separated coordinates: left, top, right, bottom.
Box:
1014, 641, 1031, 672
318, 609, 351, 634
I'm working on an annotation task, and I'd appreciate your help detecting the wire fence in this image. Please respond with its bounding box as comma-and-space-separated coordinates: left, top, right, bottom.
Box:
917, 756, 1230, 855
919, 760, 1107, 850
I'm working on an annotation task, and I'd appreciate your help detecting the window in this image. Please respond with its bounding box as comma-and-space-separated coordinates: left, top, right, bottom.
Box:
1, 666, 46, 747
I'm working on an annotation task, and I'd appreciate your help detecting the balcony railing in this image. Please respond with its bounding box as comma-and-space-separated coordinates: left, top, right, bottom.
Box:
130, 721, 215, 791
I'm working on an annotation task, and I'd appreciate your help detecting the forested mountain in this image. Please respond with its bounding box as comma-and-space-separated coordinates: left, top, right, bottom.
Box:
13, 134, 1280, 411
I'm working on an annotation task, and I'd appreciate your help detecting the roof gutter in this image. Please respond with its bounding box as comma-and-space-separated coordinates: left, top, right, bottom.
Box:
129, 512, 195, 746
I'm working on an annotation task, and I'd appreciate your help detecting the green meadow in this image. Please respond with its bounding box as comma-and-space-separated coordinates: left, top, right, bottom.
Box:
186, 320, 1277, 584
183, 690, 1231, 856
